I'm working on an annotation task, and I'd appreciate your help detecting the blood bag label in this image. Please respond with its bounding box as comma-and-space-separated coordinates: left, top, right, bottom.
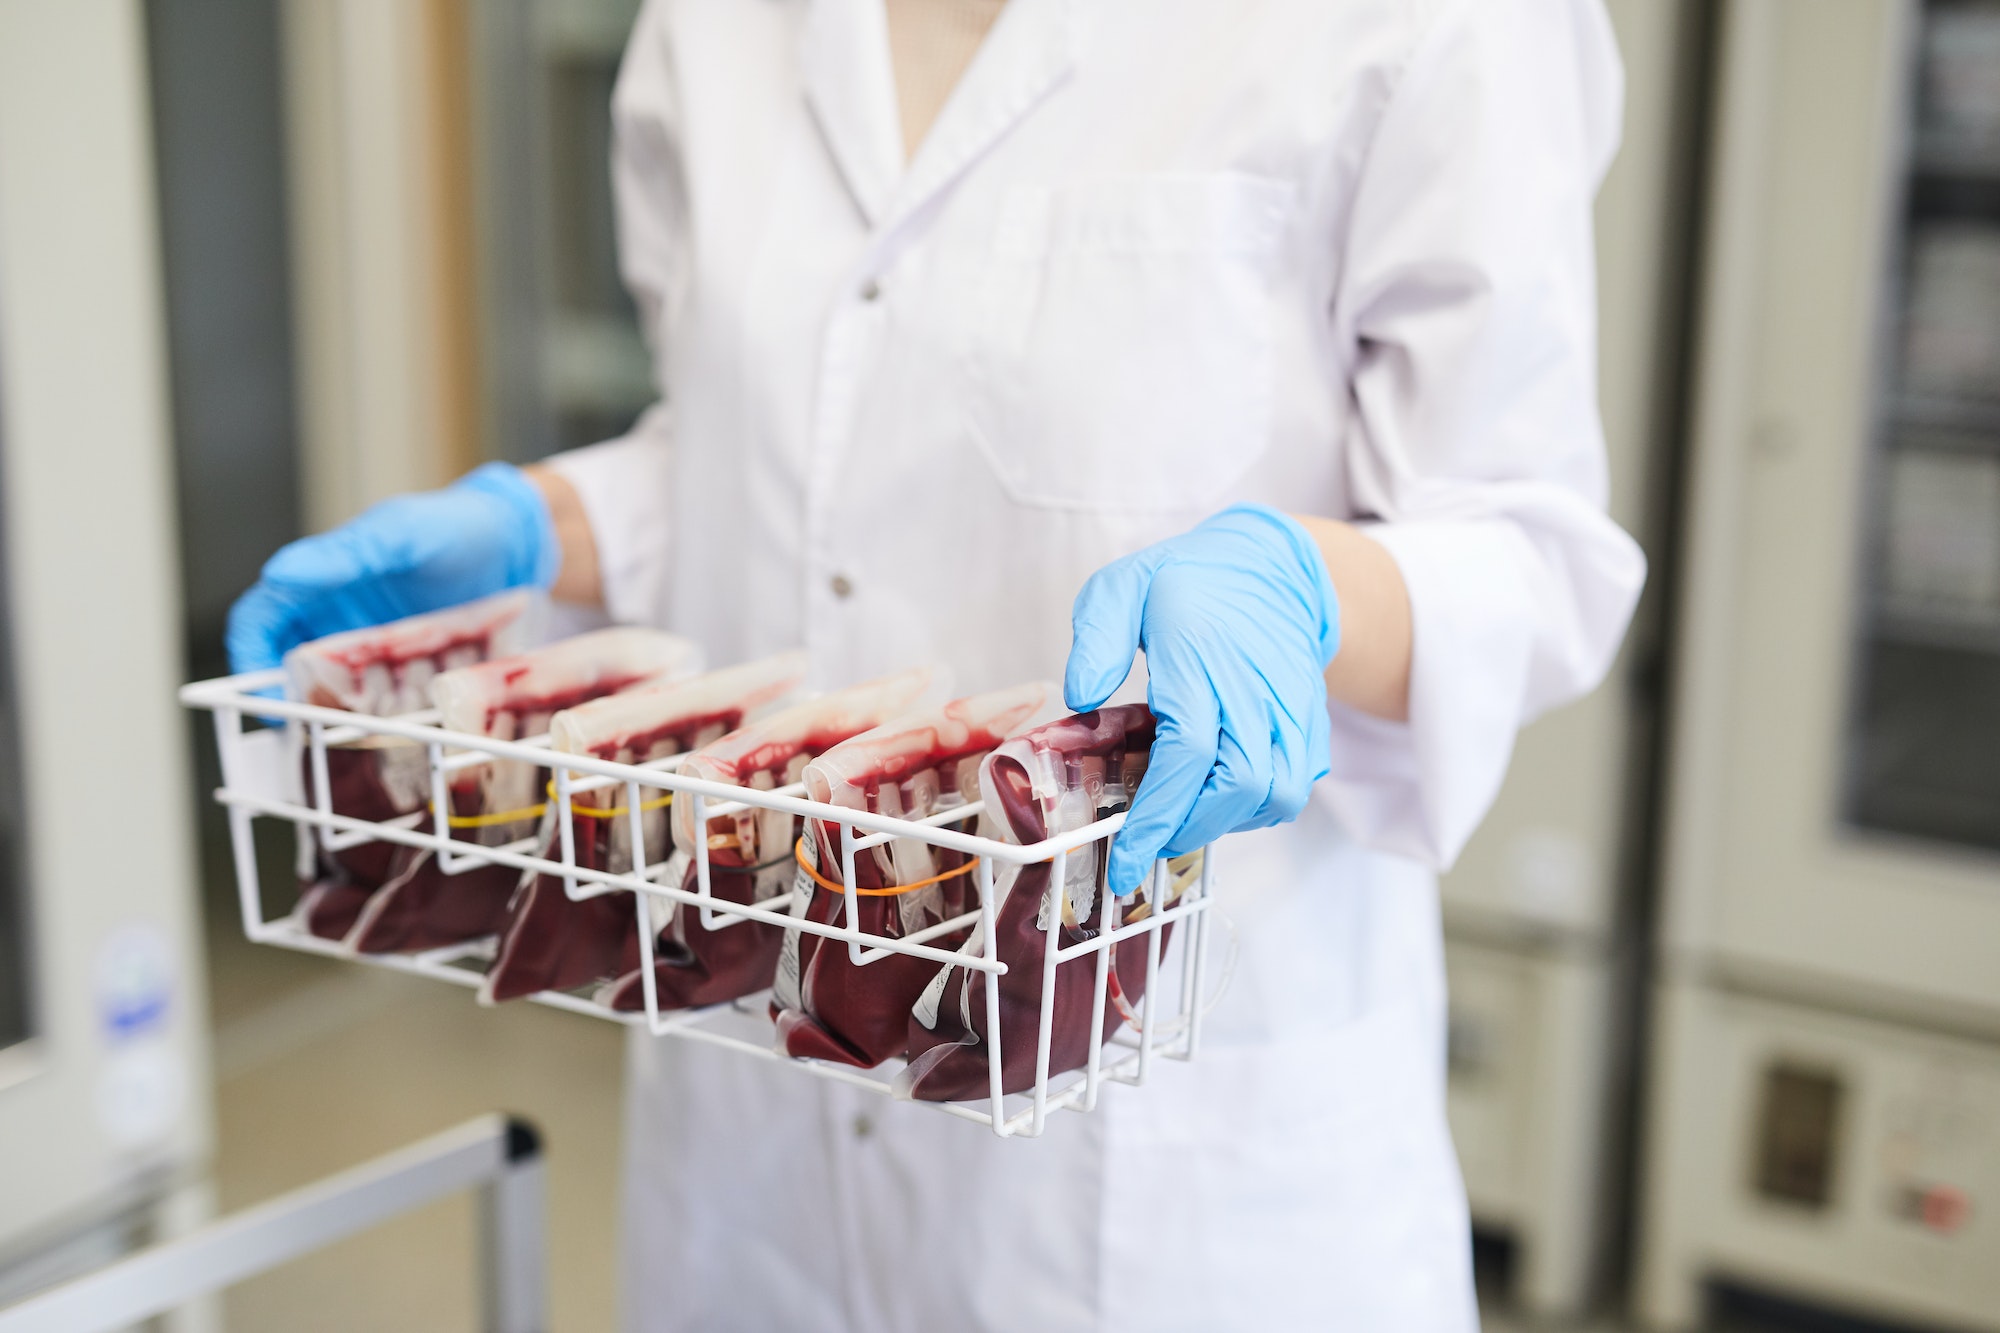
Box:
772, 838, 815, 1011
913, 923, 982, 1032
911, 960, 949, 1031
899, 881, 943, 936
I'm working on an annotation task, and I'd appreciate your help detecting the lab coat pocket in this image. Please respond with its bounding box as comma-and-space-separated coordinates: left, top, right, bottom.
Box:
965, 174, 1296, 512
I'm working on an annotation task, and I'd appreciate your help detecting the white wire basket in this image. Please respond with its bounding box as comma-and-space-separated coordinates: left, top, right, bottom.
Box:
181, 669, 1218, 1138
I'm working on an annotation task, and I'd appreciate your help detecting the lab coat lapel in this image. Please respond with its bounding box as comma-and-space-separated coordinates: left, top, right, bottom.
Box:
885, 0, 1080, 227
798, 0, 904, 226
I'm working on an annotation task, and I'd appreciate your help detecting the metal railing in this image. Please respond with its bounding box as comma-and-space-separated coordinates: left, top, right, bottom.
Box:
0, 1115, 547, 1333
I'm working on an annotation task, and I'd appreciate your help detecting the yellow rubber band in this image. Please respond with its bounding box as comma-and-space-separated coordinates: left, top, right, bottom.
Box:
443, 803, 548, 830
792, 836, 978, 897
439, 779, 674, 828
567, 790, 675, 819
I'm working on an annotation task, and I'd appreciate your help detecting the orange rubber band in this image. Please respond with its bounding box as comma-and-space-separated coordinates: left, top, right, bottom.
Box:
791, 836, 979, 897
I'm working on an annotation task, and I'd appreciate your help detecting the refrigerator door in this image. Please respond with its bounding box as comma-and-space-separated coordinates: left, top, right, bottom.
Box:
1665, 0, 2000, 1022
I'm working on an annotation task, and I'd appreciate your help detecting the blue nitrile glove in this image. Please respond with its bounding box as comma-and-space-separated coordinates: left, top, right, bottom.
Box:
1065, 504, 1340, 895
225, 462, 558, 674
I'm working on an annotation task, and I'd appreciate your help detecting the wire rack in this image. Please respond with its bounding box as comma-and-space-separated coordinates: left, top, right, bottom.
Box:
180, 669, 1218, 1138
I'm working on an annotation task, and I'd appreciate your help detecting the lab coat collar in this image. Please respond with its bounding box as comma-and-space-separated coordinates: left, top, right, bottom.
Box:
799, 0, 904, 225
800, 0, 1080, 231
889, 0, 1080, 222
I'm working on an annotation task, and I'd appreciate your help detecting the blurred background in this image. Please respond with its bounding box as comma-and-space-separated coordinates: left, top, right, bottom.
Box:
0, 0, 1995, 1328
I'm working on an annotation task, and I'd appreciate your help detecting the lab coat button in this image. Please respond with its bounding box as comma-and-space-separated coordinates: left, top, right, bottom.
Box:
829, 574, 854, 599
852, 1113, 874, 1140
859, 280, 881, 303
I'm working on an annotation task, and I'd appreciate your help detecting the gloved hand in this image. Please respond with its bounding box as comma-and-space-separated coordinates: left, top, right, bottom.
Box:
1064, 504, 1340, 895
225, 462, 559, 675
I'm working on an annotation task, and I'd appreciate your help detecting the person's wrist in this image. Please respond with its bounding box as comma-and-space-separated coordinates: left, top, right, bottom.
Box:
454, 462, 560, 590
522, 464, 605, 606
1213, 503, 1341, 667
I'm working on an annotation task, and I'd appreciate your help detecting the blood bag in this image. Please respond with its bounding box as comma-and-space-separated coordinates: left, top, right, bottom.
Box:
285, 591, 541, 942
901, 705, 1188, 1103
596, 667, 935, 1013
771, 683, 1052, 1069
479, 652, 807, 1004
343, 626, 702, 954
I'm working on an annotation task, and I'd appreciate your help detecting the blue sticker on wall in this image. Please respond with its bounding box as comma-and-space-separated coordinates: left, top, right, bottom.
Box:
95, 923, 173, 1041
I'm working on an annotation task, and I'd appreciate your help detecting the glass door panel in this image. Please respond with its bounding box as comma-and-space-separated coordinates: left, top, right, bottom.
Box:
1848, 0, 2000, 852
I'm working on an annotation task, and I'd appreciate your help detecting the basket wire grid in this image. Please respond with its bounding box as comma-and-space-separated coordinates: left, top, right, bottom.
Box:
181, 669, 1218, 1138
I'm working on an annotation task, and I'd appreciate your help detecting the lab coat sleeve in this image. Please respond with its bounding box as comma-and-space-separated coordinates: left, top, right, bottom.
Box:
544, 407, 675, 628
1321, 0, 1646, 869
541, 0, 686, 630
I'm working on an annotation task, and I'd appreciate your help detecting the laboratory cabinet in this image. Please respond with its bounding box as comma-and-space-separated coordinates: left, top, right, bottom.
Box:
1644, 984, 2000, 1331
0, 1, 214, 1313
1444, 938, 1626, 1314
1639, 0, 2000, 1327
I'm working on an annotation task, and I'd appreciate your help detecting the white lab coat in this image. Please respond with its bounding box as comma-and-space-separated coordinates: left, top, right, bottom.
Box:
548, 0, 1644, 1328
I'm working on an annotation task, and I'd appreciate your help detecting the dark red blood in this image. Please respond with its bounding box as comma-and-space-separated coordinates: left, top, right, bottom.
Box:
297, 748, 521, 953
292, 616, 521, 949
341, 773, 513, 952
727, 725, 877, 784
350, 673, 677, 956
483, 707, 759, 1003
483, 873, 639, 1002
483, 798, 633, 999
482, 798, 641, 1001
597, 707, 740, 762
297, 879, 372, 941
773, 750, 993, 1069
601, 858, 784, 1012
316, 626, 494, 680
477, 670, 660, 735
295, 742, 432, 945
900, 859, 1162, 1102
298, 669, 670, 958
345, 859, 520, 953
773, 840, 975, 1066
902, 705, 1170, 1102
591, 803, 801, 1011
777, 1008, 869, 1063
310, 746, 421, 887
